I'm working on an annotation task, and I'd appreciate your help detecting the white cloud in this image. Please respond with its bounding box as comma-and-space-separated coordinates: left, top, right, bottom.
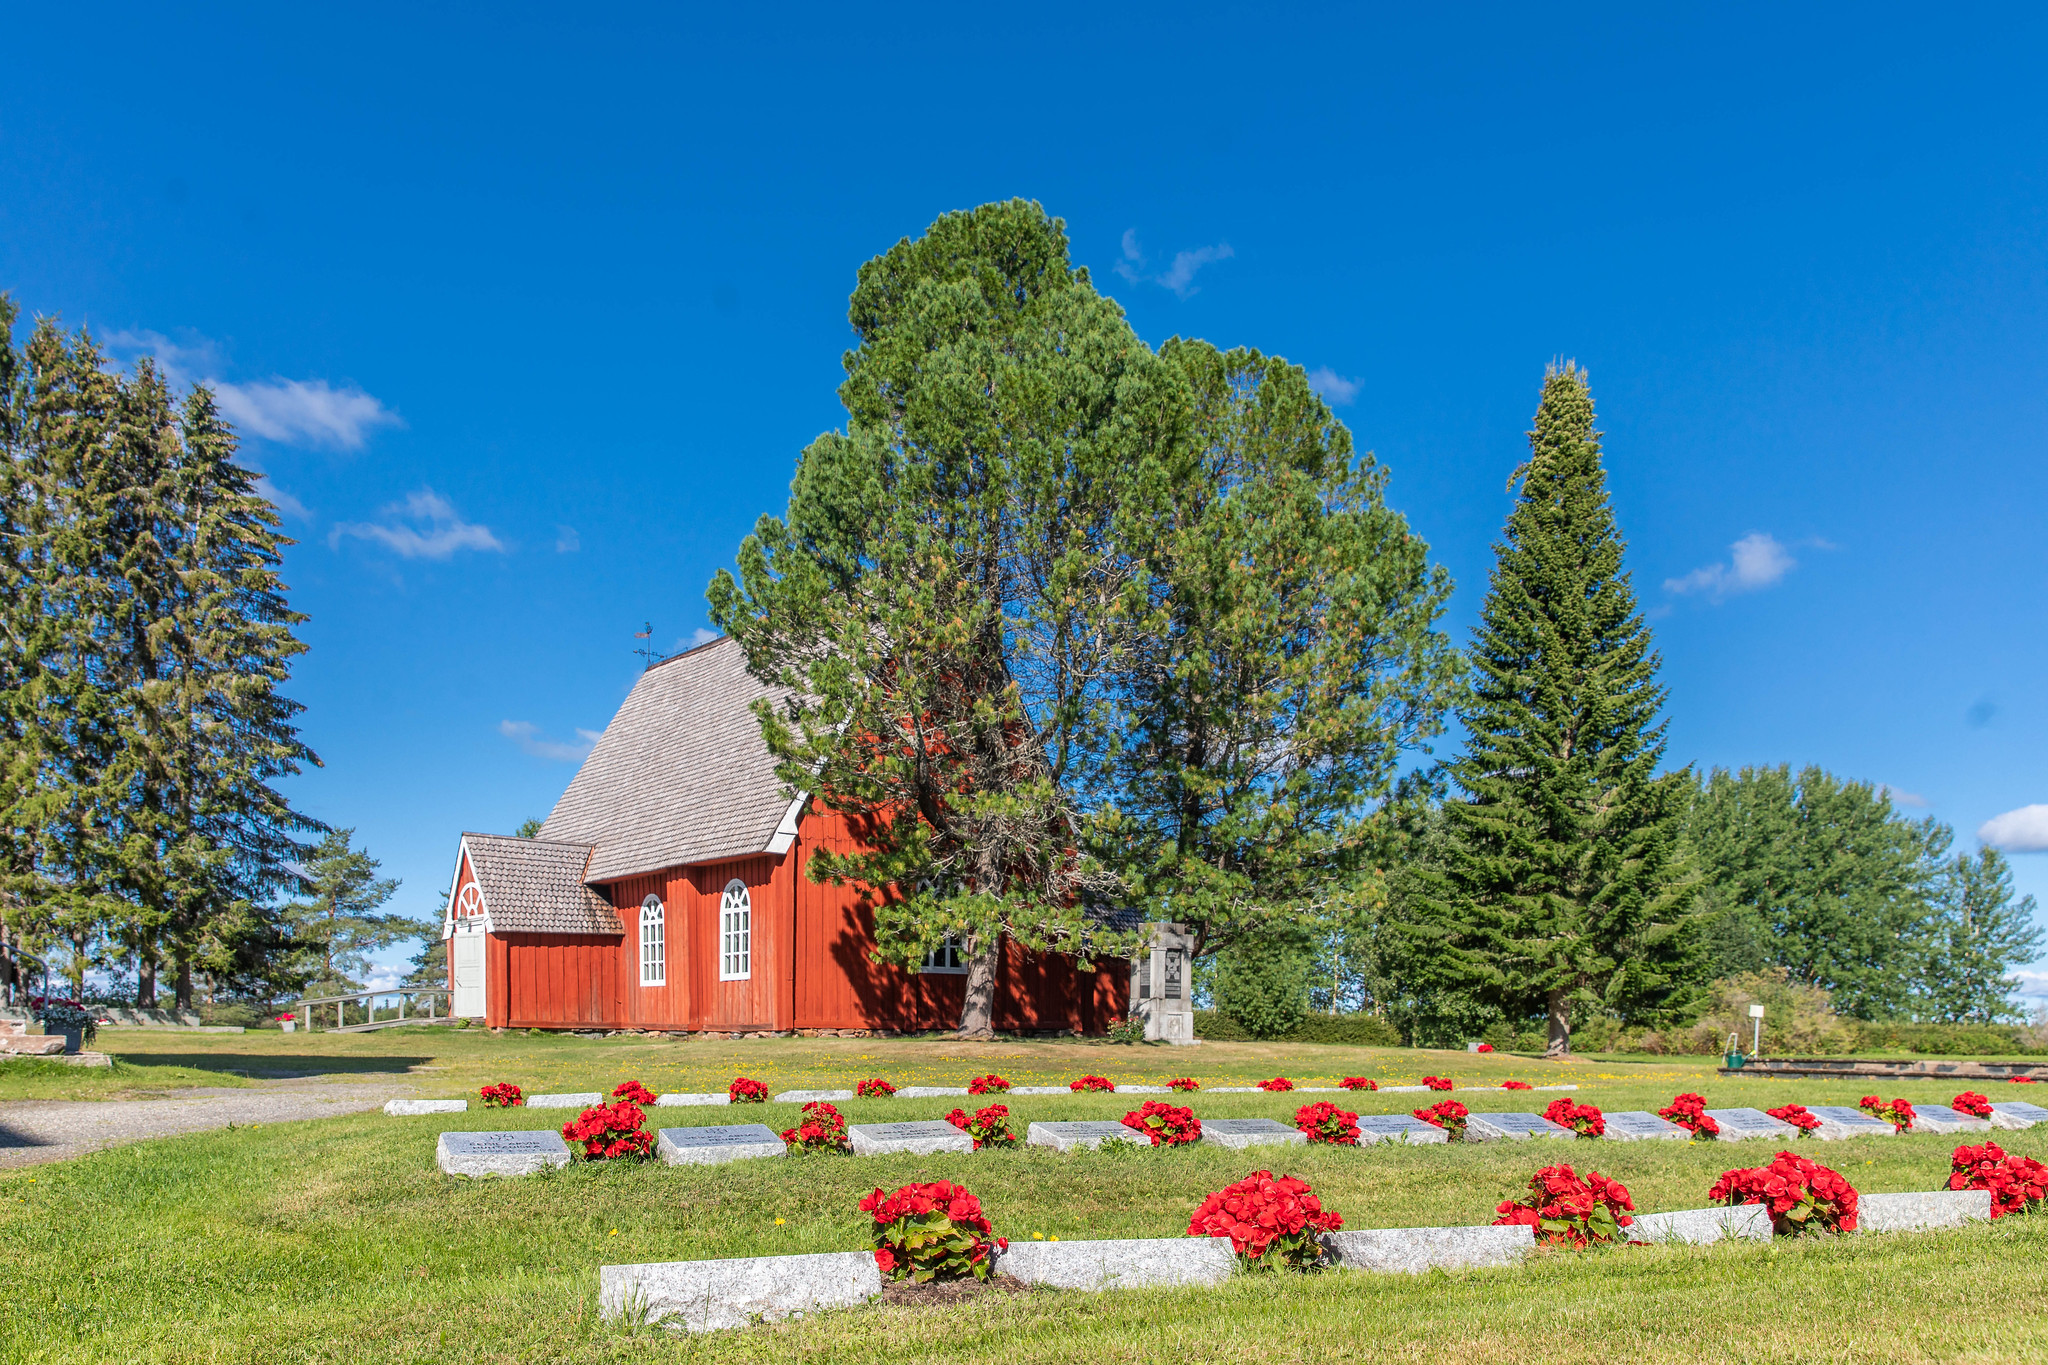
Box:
556, 525, 581, 553
1979, 804, 2048, 853
331, 488, 504, 560
1664, 532, 1797, 600
2011, 968, 2048, 1001
255, 474, 311, 521
1113, 229, 1234, 298
673, 627, 720, 654
104, 328, 400, 450
499, 720, 602, 763
1307, 367, 1360, 405
1879, 785, 1929, 809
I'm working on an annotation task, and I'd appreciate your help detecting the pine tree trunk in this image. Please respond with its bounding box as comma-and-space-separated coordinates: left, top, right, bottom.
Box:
956, 936, 1001, 1040
137, 951, 158, 1009
1545, 989, 1570, 1056
174, 955, 193, 1011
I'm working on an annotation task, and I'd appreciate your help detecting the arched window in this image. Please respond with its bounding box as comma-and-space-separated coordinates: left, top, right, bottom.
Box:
639, 894, 666, 987
719, 879, 751, 981
457, 882, 484, 921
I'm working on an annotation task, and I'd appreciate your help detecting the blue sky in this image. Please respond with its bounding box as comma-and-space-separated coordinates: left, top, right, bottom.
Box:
4, 5, 2045, 1000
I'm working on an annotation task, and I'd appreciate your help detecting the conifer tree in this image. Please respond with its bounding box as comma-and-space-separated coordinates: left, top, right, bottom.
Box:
280, 829, 410, 994
1434, 363, 1695, 1054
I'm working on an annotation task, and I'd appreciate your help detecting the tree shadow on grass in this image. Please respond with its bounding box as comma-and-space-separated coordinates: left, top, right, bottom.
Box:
110, 1054, 432, 1078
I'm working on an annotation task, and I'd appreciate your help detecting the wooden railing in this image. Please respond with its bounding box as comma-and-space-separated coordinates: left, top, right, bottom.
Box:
292, 986, 450, 1033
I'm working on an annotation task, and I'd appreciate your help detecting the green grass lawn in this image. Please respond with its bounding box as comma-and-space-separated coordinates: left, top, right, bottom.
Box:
5, 1032, 2046, 1362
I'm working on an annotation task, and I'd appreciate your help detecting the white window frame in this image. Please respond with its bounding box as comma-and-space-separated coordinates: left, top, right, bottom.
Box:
719, 879, 751, 981
920, 935, 968, 975
456, 882, 485, 922
639, 894, 666, 987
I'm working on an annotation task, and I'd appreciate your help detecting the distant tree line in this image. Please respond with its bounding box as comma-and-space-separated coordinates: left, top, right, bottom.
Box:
0, 300, 421, 1007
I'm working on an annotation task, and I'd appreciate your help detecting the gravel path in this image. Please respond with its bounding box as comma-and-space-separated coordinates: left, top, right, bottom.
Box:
0, 1080, 414, 1168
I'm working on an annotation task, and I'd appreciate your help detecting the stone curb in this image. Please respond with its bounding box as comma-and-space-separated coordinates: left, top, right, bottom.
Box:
1627, 1205, 1771, 1245
526, 1092, 604, 1109
1857, 1189, 1991, 1233
384, 1099, 468, 1115
656, 1093, 731, 1107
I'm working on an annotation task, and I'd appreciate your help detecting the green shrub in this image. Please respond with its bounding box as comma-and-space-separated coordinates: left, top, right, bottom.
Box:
1193, 1011, 1402, 1046
1213, 942, 1311, 1039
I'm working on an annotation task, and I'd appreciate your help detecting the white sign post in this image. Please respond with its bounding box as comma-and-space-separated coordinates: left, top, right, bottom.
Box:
1748, 1003, 1764, 1057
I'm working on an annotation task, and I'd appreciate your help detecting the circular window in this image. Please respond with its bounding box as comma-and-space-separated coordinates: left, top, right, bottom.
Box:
457, 883, 484, 918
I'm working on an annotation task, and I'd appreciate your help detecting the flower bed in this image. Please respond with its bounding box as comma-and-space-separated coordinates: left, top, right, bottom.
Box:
1492, 1163, 1634, 1248
479, 1083, 524, 1108
861, 1181, 1005, 1282
782, 1101, 850, 1154
1658, 1092, 1720, 1139
945, 1103, 1021, 1149
561, 1100, 653, 1160
1258, 1077, 1295, 1093
1766, 1103, 1821, 1135
1294, 1101, 1360, 1145
1952, 1091, 1994, 1119
2009, 1075, 2039, 1084
1502, 1080, 1532, 1091
1414, 1099, 1469, 1141
1544, 1098, 1605, 1139
1709, 1151, 1858, 1234
1948, 1140, 2048, 1218
1070, 1075, 1114, 1093
1167, 1077, 1200, 1092
1422, 1076, 1453, 1091
856, 1077, 898, 1098
611, 1081, 658, 1106
1121, 1100, 1202, 1146
1858, 1095, 1916, 1133
1187, 1170, 1342, 1271
967, 1074, 1011, 1095
1338, 1076, 1378, 1092
729, 1077, 768, 1103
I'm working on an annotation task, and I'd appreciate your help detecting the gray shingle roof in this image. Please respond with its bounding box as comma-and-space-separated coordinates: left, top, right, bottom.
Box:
538, 636, 800, 884
462, 833, 621, 935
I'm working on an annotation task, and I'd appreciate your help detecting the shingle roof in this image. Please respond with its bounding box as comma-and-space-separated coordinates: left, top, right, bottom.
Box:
462, 833, 621, 935
538, 636, 801, 884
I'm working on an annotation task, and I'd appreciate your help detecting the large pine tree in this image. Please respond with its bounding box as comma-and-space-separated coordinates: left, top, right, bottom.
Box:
1436, 363, 1695, 1054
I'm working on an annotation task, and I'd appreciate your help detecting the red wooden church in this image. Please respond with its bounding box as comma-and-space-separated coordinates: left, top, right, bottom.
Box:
441, 637, 1129, 1035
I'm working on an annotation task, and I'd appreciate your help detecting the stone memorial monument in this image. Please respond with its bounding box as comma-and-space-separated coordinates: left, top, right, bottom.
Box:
1465, 1112, 1575, 1142
1702, 1108, 1800, 1141
1599, 1111, 1690, 1141
847, 1120, 975, 1156
1355, 1114, 1450, 1145
1199, 1118, 1306, 1150
1802, 1106, 1896, 1140
1026, 1121, 1142, 1152
656, 1124, 786, 1166
436, 1130, 572, 1177
1990, 1101, 2048, 1130
1128, 922, 1197, 1045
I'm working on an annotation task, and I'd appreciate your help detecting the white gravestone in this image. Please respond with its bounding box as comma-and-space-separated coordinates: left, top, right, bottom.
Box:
1376, 1085, 1431, 1093
1205, 1086, 1264, 1093
1027, 1121, 1143, 1152
1703, 1108, 1800, 1141
1355, 1114, 1450, 1145
1599, 1111, 1691, 1142
773, 1089, 854, 1103
1325, 1224, 1534, 1273
656, 1124, 786, 1167
600, 1251, 879, 1333
1857, 1189, 1992, 1233
384, 1099, 467, 1116
894, 1086, 969, 1098
847, 1120, 974, 1156
655, 1093, 730, 1107
1802, 1106, 1896, 1140
1627, 1205, 1772, 1245
525, 1092, 604, 1109
436, 1130, 572, 1177
1200, 1118, 1307, 1150
999, 1237, 1234, 1289
1989, 1101, 2048, 1130
1009, 1086, 1073, 1096
1113, 1084, 1170, 1094
1465, 1112, 1575, 1142
1905, 1104, 1992, 1134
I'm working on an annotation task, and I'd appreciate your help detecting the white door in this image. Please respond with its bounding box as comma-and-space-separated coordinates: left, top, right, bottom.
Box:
452, 933, 486, 1017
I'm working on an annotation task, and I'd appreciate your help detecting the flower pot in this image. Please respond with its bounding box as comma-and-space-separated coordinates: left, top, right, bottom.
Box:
57, 1027, 82, 1054
280, 1021, 296, 1033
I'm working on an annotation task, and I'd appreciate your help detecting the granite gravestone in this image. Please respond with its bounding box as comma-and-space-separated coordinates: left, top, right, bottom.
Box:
525, 1092, 604, 1109
1465, 1112, 1575, 1142
847, 1120, 974, 1156
1802, 1106, 1896, 1140
384, 1099, 467, 1116
1027, 1120, 1143, 1152
1199, 1118, 1306, 1150
655, 1093, 730, 1107
1905, 1104, 1992, 1135
774, 1089, 855, 1103
1354, 1113, 1450, 1145
436, 1130, 572, 1177
894, 1086, 969, 1098
1599, 1111, 1690, 1142
656, 1124, 785, 1167
1990, 1101, 2048, 1130
1702, 1108, 1800, 1141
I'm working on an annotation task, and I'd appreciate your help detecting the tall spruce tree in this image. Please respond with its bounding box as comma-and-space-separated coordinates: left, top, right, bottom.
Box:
1434, 363, 1694, 1054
